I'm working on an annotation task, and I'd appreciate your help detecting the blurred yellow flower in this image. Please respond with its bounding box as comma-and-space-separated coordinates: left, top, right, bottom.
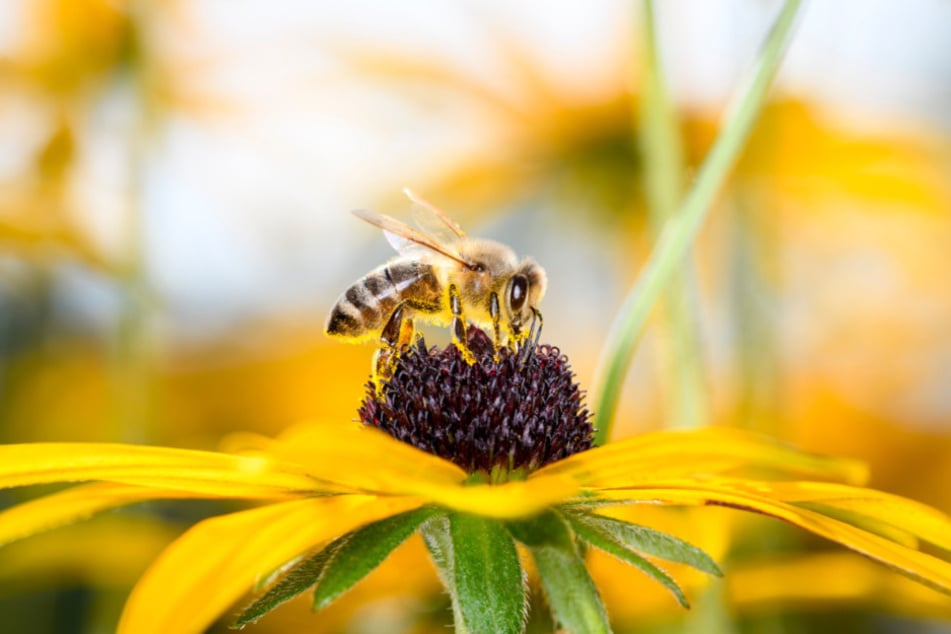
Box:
2, 2, 950, 632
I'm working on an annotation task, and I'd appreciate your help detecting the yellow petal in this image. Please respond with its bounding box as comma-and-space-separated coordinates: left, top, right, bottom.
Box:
270, 421, 579, 518
118, 495, 423, 634
0, 482, 201, 546
419, 474, 578, 519
0, 442, 319, 497
536, 428, 868, 487
736, 481, 951, 552
270, 420, 468, 487
594, 480, 951, 596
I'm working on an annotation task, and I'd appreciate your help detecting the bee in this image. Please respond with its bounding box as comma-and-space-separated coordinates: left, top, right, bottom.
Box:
326, 189, 547, 381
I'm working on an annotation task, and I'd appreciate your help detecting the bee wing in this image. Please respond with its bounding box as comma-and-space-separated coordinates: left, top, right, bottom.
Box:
403, 188, 467, 242
383, 228, 425, 256
351, 208, 472, 267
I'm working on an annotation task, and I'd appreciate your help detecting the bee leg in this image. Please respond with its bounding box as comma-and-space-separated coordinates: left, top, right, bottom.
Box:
518, 308, 544, 364
371, 348, 393, 392
489, 292, 502, 359
399, 316, 417, 347
508, 323, 519, 350
509, 315, 532, 353
448, 284, 475, 364
373, 303, 411, 388
530, 307, 543, 348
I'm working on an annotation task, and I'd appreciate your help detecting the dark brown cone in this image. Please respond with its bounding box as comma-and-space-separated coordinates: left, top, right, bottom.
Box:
358, 327, 595, 475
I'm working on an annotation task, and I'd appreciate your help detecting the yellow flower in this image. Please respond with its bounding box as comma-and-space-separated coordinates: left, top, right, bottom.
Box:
2, 329, 951, 633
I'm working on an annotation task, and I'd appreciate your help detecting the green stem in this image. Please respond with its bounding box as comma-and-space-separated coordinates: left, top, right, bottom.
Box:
592, 0, 802, 445
638, 0, 707, 430
113, 196, 152, 443
640, 0, 683, 220
112, 4, 156, 444
731, 191, 781, 432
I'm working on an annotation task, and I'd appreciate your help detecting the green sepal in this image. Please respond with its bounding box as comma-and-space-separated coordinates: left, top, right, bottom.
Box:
564, 509, 723, 576
442, 512, 526, 634
232, 533, 348, 627
233, 506, 436, 628
420, 515, 469, 633
311, 505, 437, 610
508, 511, 612, 634
564, 511, 690, 608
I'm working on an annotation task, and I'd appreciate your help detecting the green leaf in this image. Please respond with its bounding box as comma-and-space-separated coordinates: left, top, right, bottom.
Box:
311, 505, 437, 610
232, 533, 348, 627
565, 510, 723, 577
564, 512, 690, 608
448, 512, 526, 634
508, 511, 611, 634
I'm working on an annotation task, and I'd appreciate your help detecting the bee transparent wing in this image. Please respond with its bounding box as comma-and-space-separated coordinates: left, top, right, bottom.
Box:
351, 208, 472, 267
382, 228, 425, 256
403, 188, 467, 243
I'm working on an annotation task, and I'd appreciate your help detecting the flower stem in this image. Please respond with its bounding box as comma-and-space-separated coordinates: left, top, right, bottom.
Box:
592, 0, 803, 445
638, 0, 708, 431
730, 193, 782, 432
112, 10, 156, 445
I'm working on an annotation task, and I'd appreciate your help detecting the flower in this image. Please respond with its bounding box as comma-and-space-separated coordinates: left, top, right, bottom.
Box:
2, 331, 951, 634
358, 328, 594, 475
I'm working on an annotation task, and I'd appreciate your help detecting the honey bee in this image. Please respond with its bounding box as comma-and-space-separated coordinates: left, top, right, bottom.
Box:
326, 189, 547, 380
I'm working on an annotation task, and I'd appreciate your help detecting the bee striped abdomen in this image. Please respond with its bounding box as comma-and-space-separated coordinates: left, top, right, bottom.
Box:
326, 260, 440, 340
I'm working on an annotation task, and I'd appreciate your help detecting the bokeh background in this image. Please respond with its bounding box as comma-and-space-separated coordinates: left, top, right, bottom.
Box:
1, 1, 950, 632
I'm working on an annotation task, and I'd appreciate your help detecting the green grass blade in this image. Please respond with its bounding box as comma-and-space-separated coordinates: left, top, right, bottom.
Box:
593, 0, 803, 444
639, 0, 708, 431
640, 0, 684, 220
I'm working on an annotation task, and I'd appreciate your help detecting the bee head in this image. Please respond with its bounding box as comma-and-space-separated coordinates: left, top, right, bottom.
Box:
505, 258, 547, 334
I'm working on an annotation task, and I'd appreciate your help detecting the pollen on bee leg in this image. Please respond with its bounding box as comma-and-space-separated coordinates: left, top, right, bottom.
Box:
489, 291, 503, 358
446, 284, 476, 365
451, 317, 477, 364
397, 316, 416, 348
371, 347, 396, 393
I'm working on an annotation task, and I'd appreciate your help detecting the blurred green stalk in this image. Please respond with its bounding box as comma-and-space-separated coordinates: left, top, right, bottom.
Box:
113, 186, 154, 445
111, 9, 156, 444
731, 193, 782, 433
638, 0, 708, 431
593, 0, 802, 445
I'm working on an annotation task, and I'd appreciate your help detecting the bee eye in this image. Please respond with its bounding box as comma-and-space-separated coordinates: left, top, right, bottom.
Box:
470, 262, 486, 273
509, 274, 528, 312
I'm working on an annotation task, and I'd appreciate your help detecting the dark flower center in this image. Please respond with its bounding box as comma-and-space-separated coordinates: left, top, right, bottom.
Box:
358, 327, 595, 476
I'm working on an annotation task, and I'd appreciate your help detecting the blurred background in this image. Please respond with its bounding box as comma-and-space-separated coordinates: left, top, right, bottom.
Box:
0, 0, 950, 632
